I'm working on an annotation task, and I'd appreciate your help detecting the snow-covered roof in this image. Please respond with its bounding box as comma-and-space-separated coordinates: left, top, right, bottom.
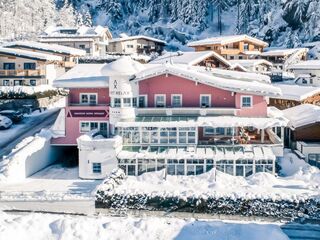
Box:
229, 59, 273, 68
39, 38, 95, 43
4, 41, 86, 56
101, 56, 145, 76
53, 64, 108, 88
283, 104, 320, 129
0, 47, 62, 61
133, 64, 280, 97
117, 113, 287, 129
150, 51, 232, 67
288, 60, 320, 70
261, 48, 307, 57
272, 83, 320, 101
187, 35, 268, 47
41, 25, 112, 38
109, 35, 166, 44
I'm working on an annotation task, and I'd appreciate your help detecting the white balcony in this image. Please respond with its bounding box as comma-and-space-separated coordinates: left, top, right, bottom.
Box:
136, 107, 238, 116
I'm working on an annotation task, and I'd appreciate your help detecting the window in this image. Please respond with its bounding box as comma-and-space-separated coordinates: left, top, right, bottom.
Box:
92, 163, 101, 174
244, 43, 249, 51
155, 94, 166, 108
14, 80, 22, 86
171, 94, 182, 107
241, 96, 252, 108
79, 45, 85, 49
138, 95, 147, 108
204, 127, 225, 136
80, 121, 108, 133
126, 45, 134, 48
238, 56, 243, 60
132, 98, 137, 107
113, 98, 121, 107
30, 79, 37, 86
80, 93, 97, 105
123, 98, 131, 107
24, 63, 36, 70
3, 63, 15, 70
230, 56, 235, 60
3, 80, 9, 86
200, 94, 211, 108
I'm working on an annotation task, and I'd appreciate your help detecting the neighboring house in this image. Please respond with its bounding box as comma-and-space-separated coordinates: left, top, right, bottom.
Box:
229, 59, 273, 73
187, 35, 268, 60
269, 82, 320, 109
283, 104, 320, 168
106, 34, 166, 55
39, 25, 112, 56
51, 56, 288, 179
287, 60, 320, 86
260, 48, 308, 72
0, 47, 64, 86
150, 51, 233, 69
4, 41, 86, 70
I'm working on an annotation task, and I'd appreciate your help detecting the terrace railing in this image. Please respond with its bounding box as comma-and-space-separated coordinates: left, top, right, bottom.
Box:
0, 69, 45, 76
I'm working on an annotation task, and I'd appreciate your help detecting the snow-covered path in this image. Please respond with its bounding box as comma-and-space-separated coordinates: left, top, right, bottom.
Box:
0, 109, 60, 158
0, 211, 291, 240
0, 165, 101, 214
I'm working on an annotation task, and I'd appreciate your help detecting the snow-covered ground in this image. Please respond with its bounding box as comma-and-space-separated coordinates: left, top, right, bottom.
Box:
0, 211, 290, 240
0, 164, 101, 201
98, 150, 320, 201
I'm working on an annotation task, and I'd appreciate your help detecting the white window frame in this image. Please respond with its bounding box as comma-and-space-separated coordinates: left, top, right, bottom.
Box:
241, 95, 253, 108
79, 121, 109, 134
123, 98, 132, 107
171, 94, 182, 107
138, 95, 148, 108
3, 80, 10, 86
80, 93, 98, 105
203, 127, 225, 136
154, 94, 166, 108
200, 94, 211, 108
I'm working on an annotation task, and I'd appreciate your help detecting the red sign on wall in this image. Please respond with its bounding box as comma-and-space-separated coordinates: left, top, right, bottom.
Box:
68, 110, 109, 118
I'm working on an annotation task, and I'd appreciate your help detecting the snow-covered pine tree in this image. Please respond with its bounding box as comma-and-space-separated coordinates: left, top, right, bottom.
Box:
211, 0, 231, 35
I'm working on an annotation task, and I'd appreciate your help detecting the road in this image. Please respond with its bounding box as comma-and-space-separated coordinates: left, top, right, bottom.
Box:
0, 109, 60, 158
281, 223, 320, 240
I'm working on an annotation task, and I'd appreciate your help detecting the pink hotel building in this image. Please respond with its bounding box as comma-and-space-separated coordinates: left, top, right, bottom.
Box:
52, 57, 288, 179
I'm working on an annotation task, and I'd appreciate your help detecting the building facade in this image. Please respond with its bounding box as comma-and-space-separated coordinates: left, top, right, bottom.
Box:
0, 47, 65, 86
107, 35, 166, 55
39, 26, 112, 56
187, 35, 268, 60
52, 57, 288, 179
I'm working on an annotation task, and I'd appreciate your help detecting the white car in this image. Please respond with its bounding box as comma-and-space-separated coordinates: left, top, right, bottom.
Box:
0, 115, 12, 130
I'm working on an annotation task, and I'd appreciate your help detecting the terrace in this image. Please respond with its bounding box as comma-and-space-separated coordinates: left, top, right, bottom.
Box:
0, 69, 45, 77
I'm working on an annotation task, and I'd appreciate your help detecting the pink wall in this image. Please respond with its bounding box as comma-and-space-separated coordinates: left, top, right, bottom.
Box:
51, 106, 110, 145
139, 74, 236, 108
235, 94, 267, 117
68, 88, 110, 105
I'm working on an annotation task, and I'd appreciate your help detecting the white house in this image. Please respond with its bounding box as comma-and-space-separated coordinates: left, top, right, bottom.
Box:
39, 25, 112, 56
229, 59, 273, 73
107, 34, 166, 55
287, 60, 320, 86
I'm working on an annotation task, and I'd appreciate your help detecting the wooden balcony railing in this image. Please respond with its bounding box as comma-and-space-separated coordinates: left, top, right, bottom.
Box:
0, 69, 45, 76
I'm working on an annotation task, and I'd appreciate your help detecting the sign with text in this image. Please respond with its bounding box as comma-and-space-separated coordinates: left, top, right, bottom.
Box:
69, 110, 108, 118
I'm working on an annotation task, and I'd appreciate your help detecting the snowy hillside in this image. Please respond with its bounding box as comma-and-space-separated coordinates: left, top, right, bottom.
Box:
1, 0, 320, 49
69, 0, 320, 49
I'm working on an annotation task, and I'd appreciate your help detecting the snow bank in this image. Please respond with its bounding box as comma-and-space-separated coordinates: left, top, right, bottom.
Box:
0, 85, 56, 94
279, 149, 309, 176
0, 212, 289, 240
0, 129, 55, 183
97, 166, 320, 201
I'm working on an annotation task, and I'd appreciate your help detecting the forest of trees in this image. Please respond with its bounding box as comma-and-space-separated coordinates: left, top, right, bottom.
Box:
1, 0, 320, 48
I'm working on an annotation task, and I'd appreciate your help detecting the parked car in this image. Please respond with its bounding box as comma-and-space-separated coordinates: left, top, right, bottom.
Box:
0, 115, 12, 129
0, 110, 24, 123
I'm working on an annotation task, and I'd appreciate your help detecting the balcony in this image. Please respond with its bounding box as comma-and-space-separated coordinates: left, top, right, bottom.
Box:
136, 107, 238, 116
62, 61, 76, 68
0, 69, 45, 77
